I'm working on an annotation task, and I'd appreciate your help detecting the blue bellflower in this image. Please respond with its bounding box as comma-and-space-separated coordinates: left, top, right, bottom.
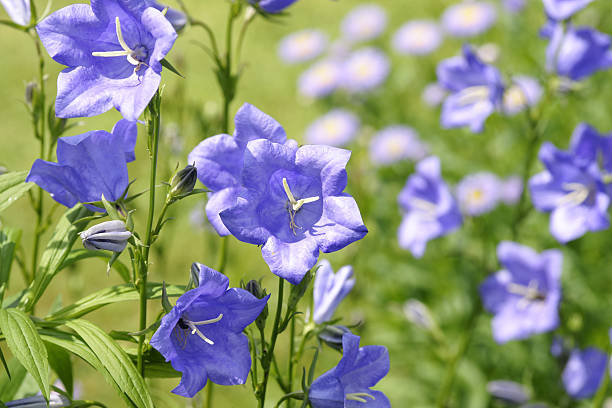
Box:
188, 103, 294, 237
480, 241, 562, 343
299, 59, 343, 99
562, 347, 607, 399
341, 4, 387, 43
397, 156, 462, 258
456, 172, 502, 216
543, 0, 594, 21
341, 47, 390, 93
441, 2, 497, 38
309, 333, 390, 408
26, 120, 137, 212
36, 0, 177, 121
278, 29, 328, 64
304, 109, 360, 148
313, 260, 355, 324
150, 264, 269, 398
369, 125, 428, 166
145, 0, 187, 32
437, 45, 504, 133
257, 0, 299, 13
1, 0, 30, 26
392, 20, 443, 56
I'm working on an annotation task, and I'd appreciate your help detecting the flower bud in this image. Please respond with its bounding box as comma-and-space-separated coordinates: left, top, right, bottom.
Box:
80, 220, 131, 253
244, 280, 268, 330
170, 164, 197, 197
403, 299, 434, 330
25, 81, 38, 108
318, 325, 351, 351
486, 380, 529, 404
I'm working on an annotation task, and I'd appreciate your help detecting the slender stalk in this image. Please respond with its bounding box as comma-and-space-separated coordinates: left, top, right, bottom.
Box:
221, 8, 236, 133
216, 237, 229, 273
286, 318, 296, 407
205, 384, 214, 408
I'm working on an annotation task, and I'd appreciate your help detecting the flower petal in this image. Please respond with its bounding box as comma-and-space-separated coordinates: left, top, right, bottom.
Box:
205, 188, 239, 236
234, 103, 287, 149
312, 195, 368, 253
218, 288, 270, 332
188, 134, 242, 191
296, 145, 351, 197
261, 235, 320, 284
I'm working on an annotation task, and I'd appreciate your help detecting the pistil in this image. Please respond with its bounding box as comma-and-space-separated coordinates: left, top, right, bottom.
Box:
346, 392, 375, 403
181, 313, 223, 345
558, 182, 590, 207
282, 177, 320, 234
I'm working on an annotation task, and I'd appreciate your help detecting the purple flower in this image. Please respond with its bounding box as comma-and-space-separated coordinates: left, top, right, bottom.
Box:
188, 103, 291, 237
309, 333, 390, 408
36, 0, 177, 121
304, 109, 360, 147
219, 140, 368, 284
258, 0, 299, 13
369, 125, 428, 166
422, 82, 448, 107
1, 0, 30, 26
475, 43, 501, 64
480, 241, 562, 343
500, 176, 523, 205
150, 264, 269, 398
502, 76, 543, 115
26, 119, 137, 212
543, 0, 594, 21
487, 380, 529, 404
562, 347, 607, 399
529, 125, 609, 243
437, 45, 504, 133
441, 2, 497, 38
342, 47, 390, 93
313, 260, 355, 324
456, 172, 502, 216
145, 0, 187, 32
397, 156, 462, 258
299, 59, 342, 99
341, 4, 387, 43
503, 0, 526, 12
544, 22, 612, 81
278, 29, 328, 64
392, 20, 443, 56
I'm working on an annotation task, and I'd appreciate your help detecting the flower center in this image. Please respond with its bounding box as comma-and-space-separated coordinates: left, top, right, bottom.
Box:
346, 392, 376, 403
558, 182, 591, 207
504, 85, 527, 110
506, 280, 546, 309
455, 85, 491, 107
177, 313, 223, 345
92, 17, 148, 70
282, 177, 320, 234
409, 196, 437, 220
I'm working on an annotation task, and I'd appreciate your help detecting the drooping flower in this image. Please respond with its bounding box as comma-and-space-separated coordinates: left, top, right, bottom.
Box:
309, 333, 390, 408
304, 109, 360, 147
144, 0, 187, 32
529, 125, 609, 243
480, 241, 562, 343
437, 45, 504, 133
1, 0, 30, 26
397, 156, 462, 258
313, 259, 355, 324
369, 125, 428, 166
219, 138, 368, 285
500, 176, 523, 205
340, 4, 387, 43
36, 0, 178, 121
342, 47, 390, 93
188, 103, 292, 236
150, 263, 269, 398
456, 172, 502, 216
562, 347, 607, 399
422, 82, 448, 107
257, 0, 299, 13
80, 220, 131, 252
502, 76, 543, 116
392, 20, 443, 56
26, 119, 137, 212
278, 29, 328, 64
543, 0, 594, 21
441, 2, 497, 38
298, 59, 342, 99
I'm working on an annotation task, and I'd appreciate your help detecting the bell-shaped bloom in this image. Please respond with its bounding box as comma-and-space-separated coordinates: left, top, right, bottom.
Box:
342, 47, 390, 93
562, 347, 607, 399
437, 45, 504, 133
397, 156, 462, 258
502, 76, 543, 115
304, 109, 360, 147
456, 172, 502, 216
480, 241, 562, 343
341, 4, 387, 43
543, 0, 594, 21
299, 59, 343, 99
369, 125, 428, 166
500, 176, 523, 205
278, 29, 328, 64
36, 0, 177, 121
26, 119, 137, 212
309, 333, 390, 408
441, 2, 496, 38
422, 82, 448, 107
257, 0, 299, 13
150, 263, 269, 398
145, 0, 187, 32
392, 20, 443, 56
543, 22, 612, 81
219, 141, 368, 284
188, 103, 291, 236
80, 220, 131, 252
313, 260, 355, 324
529, 126, 610, 243
1, 0, 30, 26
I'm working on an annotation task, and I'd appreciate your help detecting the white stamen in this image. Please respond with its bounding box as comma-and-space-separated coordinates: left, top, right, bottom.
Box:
506, 280, 546, 309
346, 392, 376, 402
409, 197, 437, 220
183, 313, 223, 345
91, 17, 145, 68
557, 182, 590, 207
455, 85, 491, 107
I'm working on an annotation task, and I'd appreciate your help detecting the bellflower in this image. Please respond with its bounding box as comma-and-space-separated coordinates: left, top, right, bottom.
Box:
304, 109, 360, 147
397, 156, 462, 258
150, 263, 269, 398
278, 29, 328, 64
502, 76, 543, 115
257, 0, 299, 13
313, 259, 355, 324
36, 0, 178, 121
543, 0, 594, 21
80, 220, 131, 252
480, 241, 562, 343
341, 4, 387, 43
441, 2, 497, 38
26, 119, 137, 212
298, 59, 342, 99
145, 0, 187, 32
392, 20, 443, 56
456, 172, 502, 216
1, 0, 30, 26
562, 347, 607, 399
422, 82, 448, 107
342, 47, 390, 93
529, 127, 610, 243
369, 125, 428, 166
309, 333, 390, 408
219, 140, 368, 284
188, 103, 292, 236
437, 45, 504, 133
500, 176, 523, 205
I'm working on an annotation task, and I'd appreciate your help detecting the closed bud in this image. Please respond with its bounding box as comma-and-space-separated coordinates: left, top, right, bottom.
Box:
486, 380, 529, 404
5, 392, 70, 407
243, 280, 268, 331
25, 81, 38, 108
403, 299, 434, 330
245, 279, 264, 298
170, 164, 197, 197
318, 325, 351, 351
80, 220, 131, 253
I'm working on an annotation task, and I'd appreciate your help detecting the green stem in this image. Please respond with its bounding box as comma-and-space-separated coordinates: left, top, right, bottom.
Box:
287, 317, 295, 407
205, 384, 214, 408
221, 7, 235, 133
216, 237, 228, 273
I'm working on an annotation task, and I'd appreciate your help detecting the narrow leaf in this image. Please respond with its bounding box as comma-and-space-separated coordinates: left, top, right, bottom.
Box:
45, 342, 73, 397
0, 228, 21, 301
160, 58, 184, 78
0, 171, 34, 213
161, 281, 172, 313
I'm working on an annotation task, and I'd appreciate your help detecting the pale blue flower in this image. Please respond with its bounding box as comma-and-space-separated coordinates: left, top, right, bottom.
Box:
342, 47, 390, 93
305, 109, 360, 147
441, 1, 497, 38
278, 29, 328, 64
313, 259, 354, 324
392, 20, 443, 56
1, 0, 30, 26
502, 76, 543, 115
299, 59, 342, 99
341, 4, 387, 43
370, 125, 428, 166
456, 172, 502, 216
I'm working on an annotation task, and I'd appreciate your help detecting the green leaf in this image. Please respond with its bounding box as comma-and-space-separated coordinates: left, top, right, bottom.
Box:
21, 206, 92, 312
0, 347, 10, 380
60, 249, 130, 283
160, 58, 184, 78
66, 319, 153, 408
161, 281, 173, 313
0, 228, 21, 301
45, 342, 73, 397
0, 358, 27, 401
0, 309, 50, 399
0, 171, 34, 213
